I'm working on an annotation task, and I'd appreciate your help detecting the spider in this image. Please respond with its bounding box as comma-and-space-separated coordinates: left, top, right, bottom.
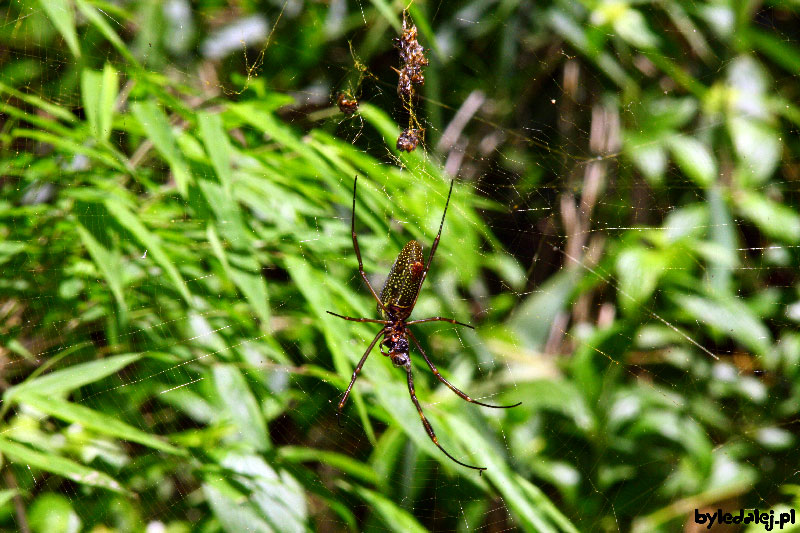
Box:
337, 93, 359, 116
327, 177, 521, 473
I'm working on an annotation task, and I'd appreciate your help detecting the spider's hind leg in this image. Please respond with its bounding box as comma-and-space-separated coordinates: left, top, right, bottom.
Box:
403, 362, 487, 474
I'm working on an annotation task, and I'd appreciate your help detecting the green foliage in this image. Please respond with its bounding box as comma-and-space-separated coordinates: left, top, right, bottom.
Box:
2, 0, 800, 531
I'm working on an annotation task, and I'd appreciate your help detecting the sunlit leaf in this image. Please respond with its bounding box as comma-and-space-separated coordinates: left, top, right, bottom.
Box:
350, 485, 428, 533
729, 116, 781, 184
81, 64, 118, 142
203, 478, 274, 533
213, 365, 270, 452
675, 293, 772, 355
39, 0, 80, 58
0, 490, 17, 509
219, 451, 308, 532
130, 100, 192, 197
626, 136, 666, 183
105, 198, 193, 303
4, 353, 142, 404
17, 393, 184, 455
667, 135, 716, 187
28, 492, 82, 533
197, 112, 233, 196
0, 437, 125, 493
735, 191, 800, 244
616, 247, 668, 314
510, 267, 583, 350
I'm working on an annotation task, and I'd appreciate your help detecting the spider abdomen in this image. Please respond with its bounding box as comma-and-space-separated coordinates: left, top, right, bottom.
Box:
379, 240, 424, 319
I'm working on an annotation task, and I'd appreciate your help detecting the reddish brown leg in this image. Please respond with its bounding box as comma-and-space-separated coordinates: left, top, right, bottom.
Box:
351, 177, 389, 314
409, 179, 454, 311
407, 330, 521, 409
406, 316, 474, 329
337, 329, 385, 427
403, 361, 486, 474
327, 311, 388, 324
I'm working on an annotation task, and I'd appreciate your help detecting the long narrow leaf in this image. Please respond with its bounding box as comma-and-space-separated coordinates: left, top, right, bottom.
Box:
18, 393, 184, 455
3, 353, 142, 404
39, 0, 81, 58
130, 100, 192, 197
213, 365, 270, 452
350, 485, 427, 533
0, 438, 125, 493
76, 222, 128, 322
105, 198, 193, 303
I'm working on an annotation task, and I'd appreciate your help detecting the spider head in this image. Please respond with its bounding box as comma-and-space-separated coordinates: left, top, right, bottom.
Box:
391, 352, 410, 368
385, 336, 410, 367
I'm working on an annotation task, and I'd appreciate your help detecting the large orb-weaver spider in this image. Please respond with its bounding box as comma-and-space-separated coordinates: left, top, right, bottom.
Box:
327, 177, 521, 473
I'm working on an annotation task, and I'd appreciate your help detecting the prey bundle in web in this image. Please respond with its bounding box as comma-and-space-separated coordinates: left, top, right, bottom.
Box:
393, 15, 428, 97
393, 12, 428, 152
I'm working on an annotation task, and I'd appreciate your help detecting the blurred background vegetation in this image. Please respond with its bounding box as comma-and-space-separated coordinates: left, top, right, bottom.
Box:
1, 0, 800, 531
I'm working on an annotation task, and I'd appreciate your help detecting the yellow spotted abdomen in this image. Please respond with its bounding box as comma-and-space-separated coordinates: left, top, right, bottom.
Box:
379, 240, 424, 319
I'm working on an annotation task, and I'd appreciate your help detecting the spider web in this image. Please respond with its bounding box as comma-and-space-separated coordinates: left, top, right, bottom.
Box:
1, 0, 799, 532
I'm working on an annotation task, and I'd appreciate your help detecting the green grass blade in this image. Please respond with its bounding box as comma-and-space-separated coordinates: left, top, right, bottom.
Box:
11, 128, 124, 171
75, 0, 137, 66
284, 255, 377, 445
0, 490, 17, 509
349, 484, 427, 533
0, 437, 125, 493
3, 353, 142, 404
212, 365, 270, 452
446, 416, 574, 533
0, 82, 77, 123
76, 222, 128, 322
17, 393, 184, 455
278, 446, 379, 485
197, 112, 233, 197
207, 224, 270, 327
105, 198, 193, 303
80, 64, 118, 142
130, 100, 192, 197
39, 0, 81, 58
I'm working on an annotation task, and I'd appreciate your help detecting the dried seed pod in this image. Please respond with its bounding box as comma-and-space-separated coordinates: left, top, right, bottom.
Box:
396, 128, 421, 152
337, 93, 359, 115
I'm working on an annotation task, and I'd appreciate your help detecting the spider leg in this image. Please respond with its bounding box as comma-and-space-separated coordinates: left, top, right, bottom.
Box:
351, 177, 389, 314
407, 330, 522, 409
404, 362, 487, 474
326, 311, 388, 324
337, 329, 385, 428
406, 316, 474, 329
409, 179, 454, 310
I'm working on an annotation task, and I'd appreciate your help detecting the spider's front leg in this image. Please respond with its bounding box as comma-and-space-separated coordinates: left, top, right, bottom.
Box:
350, 177, 390, 314
326, 311, 388, 325
406, 316, 474, 329
336, 329, 385, 427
